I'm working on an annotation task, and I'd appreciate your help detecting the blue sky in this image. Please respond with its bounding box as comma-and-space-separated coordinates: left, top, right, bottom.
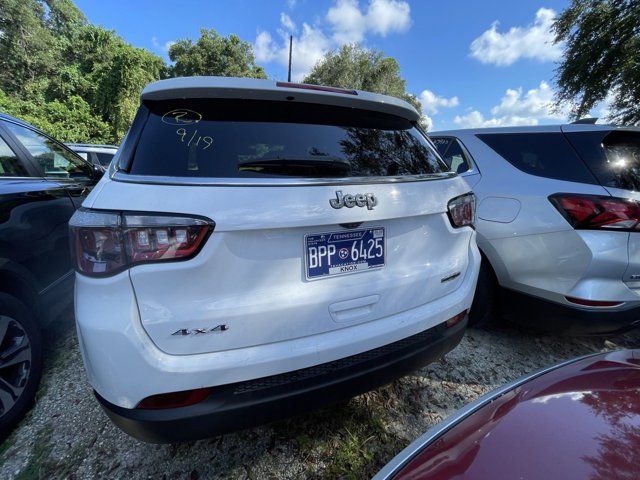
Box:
75, 0, 599, 131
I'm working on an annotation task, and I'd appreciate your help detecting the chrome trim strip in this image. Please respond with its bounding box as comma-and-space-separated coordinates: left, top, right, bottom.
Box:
373, 351, 603, 480
39, 269, 74, 295
110, 171, 456, 187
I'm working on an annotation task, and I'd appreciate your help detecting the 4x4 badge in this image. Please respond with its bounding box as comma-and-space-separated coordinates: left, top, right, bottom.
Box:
172, 325, 228, 336
330, 191, 377, 210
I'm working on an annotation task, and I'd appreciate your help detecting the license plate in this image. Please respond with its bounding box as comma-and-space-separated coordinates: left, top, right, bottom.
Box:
304, 228, 385, 280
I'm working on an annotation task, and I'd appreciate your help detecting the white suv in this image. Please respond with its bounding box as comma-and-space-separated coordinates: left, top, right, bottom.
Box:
432, 123, 640, 335
70, 77, 479, 442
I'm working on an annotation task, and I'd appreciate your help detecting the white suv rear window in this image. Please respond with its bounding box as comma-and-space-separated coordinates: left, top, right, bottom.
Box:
127, 99, 447, 178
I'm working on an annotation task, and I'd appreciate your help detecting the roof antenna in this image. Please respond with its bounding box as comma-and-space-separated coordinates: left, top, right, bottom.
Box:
287, 35, 293, 82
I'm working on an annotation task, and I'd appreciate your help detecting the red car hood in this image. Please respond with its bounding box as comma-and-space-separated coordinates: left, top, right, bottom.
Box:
377, 350, 640, 480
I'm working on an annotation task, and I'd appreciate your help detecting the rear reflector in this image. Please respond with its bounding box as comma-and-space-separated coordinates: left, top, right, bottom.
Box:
276, 81, 358, 95
446, 310, 468, 328
137, 387, 212, 409
549, 193, 640, 231
565, 296, 623, 307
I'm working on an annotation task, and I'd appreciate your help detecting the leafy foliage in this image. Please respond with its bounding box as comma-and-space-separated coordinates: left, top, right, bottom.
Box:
303, 44, 423, 118
0, 89, 111, 142
169, 29, 267, 79
554, 0, 640, 125
0, 2, 266, 144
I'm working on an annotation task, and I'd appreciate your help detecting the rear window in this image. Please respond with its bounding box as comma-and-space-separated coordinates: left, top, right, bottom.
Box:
95, 151, 115, 167
477, 132, 597, 184
127, 99, 447, 178
566, 130, 640, 191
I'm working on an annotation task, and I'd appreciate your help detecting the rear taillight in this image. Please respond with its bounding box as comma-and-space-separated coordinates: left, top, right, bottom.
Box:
69, 210, 213, 277
447, 193, 476, 228
549, 194, 640, 231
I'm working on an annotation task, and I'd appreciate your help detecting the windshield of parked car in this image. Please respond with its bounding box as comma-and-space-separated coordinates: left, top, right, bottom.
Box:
127, 99, 447, 179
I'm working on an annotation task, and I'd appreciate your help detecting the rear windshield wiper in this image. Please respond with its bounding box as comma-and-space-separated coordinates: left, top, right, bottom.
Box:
238, 157, 351, 176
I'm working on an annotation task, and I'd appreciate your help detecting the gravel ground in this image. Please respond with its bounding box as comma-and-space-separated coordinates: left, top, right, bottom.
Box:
1, 312, 639, 480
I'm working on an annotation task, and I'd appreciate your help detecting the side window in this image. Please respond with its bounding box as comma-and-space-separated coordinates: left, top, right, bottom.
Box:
430, 137, 472, 174
442, 140, 471, 174
0, 135, 29, 177
4, 122, 93, 179
477, 133, 597, 184
431, 137, 452, 157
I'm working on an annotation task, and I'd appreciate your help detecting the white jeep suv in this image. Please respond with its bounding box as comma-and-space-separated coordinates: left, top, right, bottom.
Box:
70, 77, 479, 442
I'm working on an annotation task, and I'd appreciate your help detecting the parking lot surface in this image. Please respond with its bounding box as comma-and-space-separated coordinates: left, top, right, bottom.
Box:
1, 313, 638, 480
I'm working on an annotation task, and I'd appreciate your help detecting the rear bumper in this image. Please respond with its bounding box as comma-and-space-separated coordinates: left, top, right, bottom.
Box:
502, 289, 640, 335
95, 318, 467, 443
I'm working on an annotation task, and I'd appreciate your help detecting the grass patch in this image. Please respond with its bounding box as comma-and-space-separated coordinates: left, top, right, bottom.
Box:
16, 424, 53, 480
13, 422, 88, 480
271, 395, 406, 479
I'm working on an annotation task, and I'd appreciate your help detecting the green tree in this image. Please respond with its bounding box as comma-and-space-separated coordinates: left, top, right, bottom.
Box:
303, 44, 423, 116
168, 28, 267, 79
0, 89, 111, 142
0, 0, 60, 94
554, 0, 640, 125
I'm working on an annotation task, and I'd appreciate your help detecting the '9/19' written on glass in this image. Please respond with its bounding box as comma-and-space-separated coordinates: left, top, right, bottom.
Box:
176, 128, 213, 150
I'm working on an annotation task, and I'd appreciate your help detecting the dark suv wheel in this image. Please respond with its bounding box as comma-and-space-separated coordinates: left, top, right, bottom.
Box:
0, 293, 43, 438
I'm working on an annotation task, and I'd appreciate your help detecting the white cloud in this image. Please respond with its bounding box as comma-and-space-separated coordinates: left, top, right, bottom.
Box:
255, 0, 413, 80
280, 12, 296, 32
151, 37, 175, 53
470, 8, 563, 66
491, 81, 565, 120
327, 0, 366, 44
254, 31, 278, 63
423, 114, 434, 131
365, 0, 412, 36
419, 89, 459, 116
287, 0, 297, 8
255, 23, 331, 81
453, 81, 569, 128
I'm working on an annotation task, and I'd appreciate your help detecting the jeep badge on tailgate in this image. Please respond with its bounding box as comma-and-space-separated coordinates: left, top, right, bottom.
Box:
330, 191, 378, 210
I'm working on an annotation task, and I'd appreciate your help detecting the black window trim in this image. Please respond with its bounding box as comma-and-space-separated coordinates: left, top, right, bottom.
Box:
0, 120, 41, 178
0, 117, 95, 180
429, 135, 479, 176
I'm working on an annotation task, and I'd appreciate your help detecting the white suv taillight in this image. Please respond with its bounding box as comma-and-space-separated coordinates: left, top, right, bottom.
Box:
447, 192, 476, 228
69, 209, 213, 277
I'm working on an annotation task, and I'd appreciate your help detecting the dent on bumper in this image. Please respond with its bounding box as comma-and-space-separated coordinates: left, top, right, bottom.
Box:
95, 318, 467, 443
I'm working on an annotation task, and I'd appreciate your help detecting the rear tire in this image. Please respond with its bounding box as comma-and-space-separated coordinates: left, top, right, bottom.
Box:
469, 257, 498, 327
0, 293, 43, 439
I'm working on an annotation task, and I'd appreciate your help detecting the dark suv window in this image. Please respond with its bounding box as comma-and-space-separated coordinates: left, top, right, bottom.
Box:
477, 132, 597, 184
127, 99, 447, 178
0, 135, 28, 177
566, 130, 640, 191
4, 122, 93, 180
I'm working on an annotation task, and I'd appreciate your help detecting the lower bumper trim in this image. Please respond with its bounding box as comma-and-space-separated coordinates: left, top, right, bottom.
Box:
95, 318, 467, 443
501, 289, 640, 335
